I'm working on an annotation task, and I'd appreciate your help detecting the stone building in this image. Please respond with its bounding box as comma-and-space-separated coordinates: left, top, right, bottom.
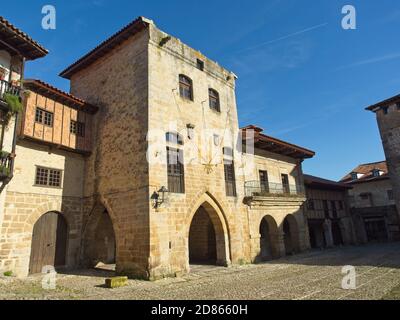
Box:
0, 79, 98, 276
341, 161, 400, 243
303, 175, 354, 249
367, 96, 400, 217
0, 16, 316, 278
242, 126, 314, 261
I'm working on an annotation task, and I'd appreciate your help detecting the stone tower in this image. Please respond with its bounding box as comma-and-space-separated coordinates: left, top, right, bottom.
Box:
367, 96, 400, 217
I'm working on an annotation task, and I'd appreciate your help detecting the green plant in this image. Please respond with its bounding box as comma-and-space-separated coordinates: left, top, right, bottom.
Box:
3, 93, 22, 114
0, 165, 10, 177
0, 150, 10, 159
3, 271, 13, 277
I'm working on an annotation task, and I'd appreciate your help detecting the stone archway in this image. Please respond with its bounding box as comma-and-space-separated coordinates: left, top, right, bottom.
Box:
258, 215, 279, 261
81, 202, 116, 268
187, 194, 231, 267
283, 214, 300, 255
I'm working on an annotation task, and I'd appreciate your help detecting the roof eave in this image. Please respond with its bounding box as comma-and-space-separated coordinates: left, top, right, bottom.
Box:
59, 16, 151, 79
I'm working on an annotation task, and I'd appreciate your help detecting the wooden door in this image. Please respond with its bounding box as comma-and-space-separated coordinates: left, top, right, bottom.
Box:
29, 212, 67, 274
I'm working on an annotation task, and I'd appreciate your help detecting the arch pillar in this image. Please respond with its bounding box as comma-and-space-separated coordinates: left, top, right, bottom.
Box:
275, 231, 287, 258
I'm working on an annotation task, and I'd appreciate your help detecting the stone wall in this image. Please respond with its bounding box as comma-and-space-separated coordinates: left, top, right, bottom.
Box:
348, 178, 396, 208
0, 192, 82, 277
0, 140, 85, 277
375, 104, 400, 215
70, 27, 151, 279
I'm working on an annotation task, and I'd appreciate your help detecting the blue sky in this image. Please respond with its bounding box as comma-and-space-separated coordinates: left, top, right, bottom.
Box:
3, 0, 400, 180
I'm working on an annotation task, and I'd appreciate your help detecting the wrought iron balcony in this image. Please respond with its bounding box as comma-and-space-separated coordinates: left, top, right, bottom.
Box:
244, 180, 305, 198
0, 79, 21, 104
0, 151, 13, 181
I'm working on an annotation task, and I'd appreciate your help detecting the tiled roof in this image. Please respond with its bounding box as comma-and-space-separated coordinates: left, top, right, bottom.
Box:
0, 16, 48, 60
366, 94, 400, 112
241, 125, 315, 159
23, 79, 98, 114
304, 174, 351, 190
60, 16, 151, 79
340, 161, 389, 184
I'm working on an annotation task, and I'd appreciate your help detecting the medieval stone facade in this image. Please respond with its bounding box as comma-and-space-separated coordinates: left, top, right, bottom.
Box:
0, 17, 317, 279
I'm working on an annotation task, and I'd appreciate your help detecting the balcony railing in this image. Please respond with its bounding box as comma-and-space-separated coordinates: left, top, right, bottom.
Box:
244, 181, 305, 197
0, 79, 21, 102
0, 151, 12, 181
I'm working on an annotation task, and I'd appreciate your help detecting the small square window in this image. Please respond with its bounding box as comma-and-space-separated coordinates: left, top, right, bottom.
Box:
35, 166, 62, 188
35, 107, 53, 127
196, 59, 204, 71
70, 120, 85, 137
382, 107, 389, 115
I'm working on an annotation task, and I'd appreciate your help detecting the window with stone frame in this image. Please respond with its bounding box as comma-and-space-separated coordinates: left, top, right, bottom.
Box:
70, 120, 85, 137
208, 88, 220, 112
35, 107, 54, 127
167, 147, 185, 194
259, 170, 269, 193
35, 166, 62, 187
166, 132, 184, 145
223, 148, 236, 197
179, 74, 193, 101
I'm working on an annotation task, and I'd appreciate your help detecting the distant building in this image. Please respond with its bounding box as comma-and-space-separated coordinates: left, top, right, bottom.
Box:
366, 96, 400, 218
341, 161, 400, 242
304, 174, 355, 249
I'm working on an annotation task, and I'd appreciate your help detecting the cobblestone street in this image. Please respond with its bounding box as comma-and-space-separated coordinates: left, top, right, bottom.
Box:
1, 243, 400, 300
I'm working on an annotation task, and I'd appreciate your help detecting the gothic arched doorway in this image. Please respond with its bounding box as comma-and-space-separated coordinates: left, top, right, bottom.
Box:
188, 201, 229, 266
82, 204, 116, 268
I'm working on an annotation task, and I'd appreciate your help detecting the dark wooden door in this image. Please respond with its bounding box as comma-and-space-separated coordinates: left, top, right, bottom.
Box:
29, 212, 67, 274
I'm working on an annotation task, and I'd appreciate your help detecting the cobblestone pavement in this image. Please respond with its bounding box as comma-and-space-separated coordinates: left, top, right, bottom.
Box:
1, 243, 400, 300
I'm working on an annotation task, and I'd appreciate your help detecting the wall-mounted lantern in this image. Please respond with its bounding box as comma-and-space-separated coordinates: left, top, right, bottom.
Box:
152, 186, 169, 208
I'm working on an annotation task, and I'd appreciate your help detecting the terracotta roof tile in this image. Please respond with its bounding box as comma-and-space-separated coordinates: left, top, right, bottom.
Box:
340, 161, 389, 184
23, 79, 98, 113
0, 16, 48, 60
